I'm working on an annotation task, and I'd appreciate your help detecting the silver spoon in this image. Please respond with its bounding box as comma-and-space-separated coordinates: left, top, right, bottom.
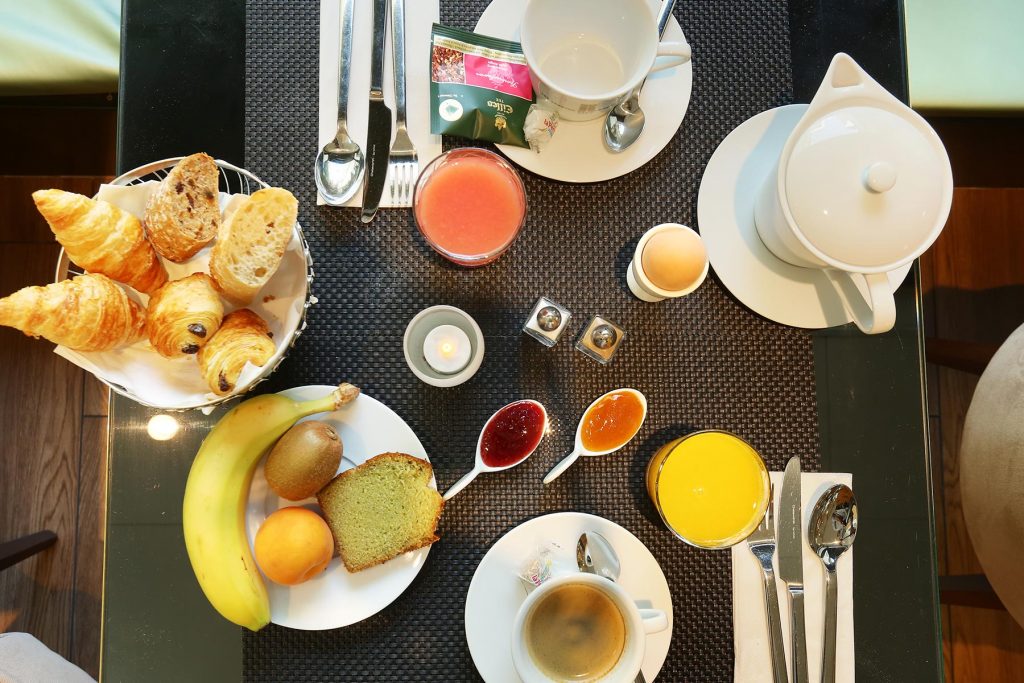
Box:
314, 0, 365, 205
603, 0, 678, 153
576, 531, 622, 582
808, 484, 859, 683
576, 532, 646, 683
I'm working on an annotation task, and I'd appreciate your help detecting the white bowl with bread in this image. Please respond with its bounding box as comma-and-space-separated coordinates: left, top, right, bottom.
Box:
0, 155, 316, 410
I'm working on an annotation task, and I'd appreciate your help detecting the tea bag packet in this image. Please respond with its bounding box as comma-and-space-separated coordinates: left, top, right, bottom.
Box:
431, 24, 554, 150
517, 540, 565, 592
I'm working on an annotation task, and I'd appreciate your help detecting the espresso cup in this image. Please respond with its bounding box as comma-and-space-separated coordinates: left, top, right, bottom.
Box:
511, 573, 668, 682
520, 0, 691, 122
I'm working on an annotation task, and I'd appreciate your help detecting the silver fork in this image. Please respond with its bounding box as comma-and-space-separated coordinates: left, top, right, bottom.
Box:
387, 0, 417, 206
747, 483, 789, 683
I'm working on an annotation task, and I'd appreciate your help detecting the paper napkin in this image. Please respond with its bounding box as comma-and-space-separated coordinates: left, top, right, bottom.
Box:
54, 181, 308, 410
732, 472, 856, 682
317, 0, 442, 207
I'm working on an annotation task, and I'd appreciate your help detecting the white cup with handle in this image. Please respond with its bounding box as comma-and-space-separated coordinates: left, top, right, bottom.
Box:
753, 53, 953, 334
520, 0, 691, 122
511, 573, 668, 683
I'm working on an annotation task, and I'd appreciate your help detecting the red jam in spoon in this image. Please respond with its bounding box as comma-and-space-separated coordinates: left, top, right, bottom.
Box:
480, 400, 546, 468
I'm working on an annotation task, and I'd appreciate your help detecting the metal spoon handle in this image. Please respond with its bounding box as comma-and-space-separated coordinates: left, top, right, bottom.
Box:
655, 0, 677, 37
336, 0, 355, 130
628, 0, 677, 100
391, 0, 408, 124
821, 567, 838, 683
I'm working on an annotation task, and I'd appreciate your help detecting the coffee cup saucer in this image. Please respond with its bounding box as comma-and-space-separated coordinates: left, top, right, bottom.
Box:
697, 104, 913, 329
464, 511, 673, 682
474, 0, 692, 183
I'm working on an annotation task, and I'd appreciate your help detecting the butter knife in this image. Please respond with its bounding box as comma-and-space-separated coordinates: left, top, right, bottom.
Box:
360, 0, 392, 223
779, 456, 809, 683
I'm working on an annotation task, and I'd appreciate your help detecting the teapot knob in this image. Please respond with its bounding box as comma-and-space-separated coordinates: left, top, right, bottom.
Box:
863, 161, 898, 193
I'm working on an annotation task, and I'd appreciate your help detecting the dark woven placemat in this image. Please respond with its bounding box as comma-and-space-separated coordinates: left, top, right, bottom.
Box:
244, 0, 814, 680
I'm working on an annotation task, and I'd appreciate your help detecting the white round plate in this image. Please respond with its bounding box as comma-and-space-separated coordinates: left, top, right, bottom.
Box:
465, 512, 673, 682
697, 104, 912, 329
475, 0, 692, 183
245, 385, 436, 630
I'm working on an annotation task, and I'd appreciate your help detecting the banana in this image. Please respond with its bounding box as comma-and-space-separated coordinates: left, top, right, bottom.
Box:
182, 383, 360, 630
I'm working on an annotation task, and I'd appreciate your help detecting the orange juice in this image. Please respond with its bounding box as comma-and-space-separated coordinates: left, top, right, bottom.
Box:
646, 431, 769, 548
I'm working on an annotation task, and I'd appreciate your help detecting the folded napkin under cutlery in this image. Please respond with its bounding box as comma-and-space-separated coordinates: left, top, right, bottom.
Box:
732, 472, 855, 682
317, 0, 441, 208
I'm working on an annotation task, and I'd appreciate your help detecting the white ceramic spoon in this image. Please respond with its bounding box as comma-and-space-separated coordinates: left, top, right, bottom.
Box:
443, 400, 548, 501
543, 388, 648, 484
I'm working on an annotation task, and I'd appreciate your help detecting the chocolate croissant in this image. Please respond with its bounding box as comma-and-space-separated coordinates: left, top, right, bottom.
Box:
197, 309, 276, 395
32, 189, 168, 294
146, 273, 224, 358
0, 273, 147, 351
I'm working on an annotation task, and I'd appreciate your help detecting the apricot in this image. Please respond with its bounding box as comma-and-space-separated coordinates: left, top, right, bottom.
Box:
254, 506, 334, 586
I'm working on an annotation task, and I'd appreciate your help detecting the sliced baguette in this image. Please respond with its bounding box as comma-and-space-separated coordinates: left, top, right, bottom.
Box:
317, 453, 443, 572
143, 152, 221, 262
209, 187, 297, 304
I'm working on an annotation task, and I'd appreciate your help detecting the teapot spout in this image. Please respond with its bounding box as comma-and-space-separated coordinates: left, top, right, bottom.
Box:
828, 52, 864, 89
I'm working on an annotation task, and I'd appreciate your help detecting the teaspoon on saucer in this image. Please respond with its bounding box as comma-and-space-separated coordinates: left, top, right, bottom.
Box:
314, 0, 365, 205
442, 400, 547, 501
603, 0, 679, 153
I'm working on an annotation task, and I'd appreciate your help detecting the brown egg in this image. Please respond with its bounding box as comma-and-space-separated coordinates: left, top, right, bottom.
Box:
641, 227, 707, 292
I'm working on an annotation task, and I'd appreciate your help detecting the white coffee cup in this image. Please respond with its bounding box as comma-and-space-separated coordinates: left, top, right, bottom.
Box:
511, 573, 669, 682
520, 0, 691, 122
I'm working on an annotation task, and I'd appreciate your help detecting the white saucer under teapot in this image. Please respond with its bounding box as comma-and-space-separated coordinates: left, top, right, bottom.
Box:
752, 53, 952, 334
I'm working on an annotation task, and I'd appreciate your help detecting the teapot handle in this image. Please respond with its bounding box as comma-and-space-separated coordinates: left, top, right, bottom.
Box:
830, 270, 897, 335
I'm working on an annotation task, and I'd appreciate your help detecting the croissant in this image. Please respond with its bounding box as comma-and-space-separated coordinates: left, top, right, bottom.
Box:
0, 274, 147, 351
197, 309, 276, 395
33, 189, 168, 294
146, 273, 224, 358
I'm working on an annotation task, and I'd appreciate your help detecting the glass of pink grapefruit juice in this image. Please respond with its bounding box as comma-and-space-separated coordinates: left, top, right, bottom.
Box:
413, 148, 527, 266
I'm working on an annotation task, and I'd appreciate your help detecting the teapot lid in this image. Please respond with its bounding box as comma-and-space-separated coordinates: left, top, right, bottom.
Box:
784, 104, 951, 270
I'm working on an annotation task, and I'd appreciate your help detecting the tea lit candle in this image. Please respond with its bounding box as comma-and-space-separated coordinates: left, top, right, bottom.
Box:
423, 324, 472, 374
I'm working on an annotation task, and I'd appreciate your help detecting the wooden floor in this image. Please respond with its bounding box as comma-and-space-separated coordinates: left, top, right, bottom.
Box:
921, 187, 1024, 682
1, 105, 1023, 681
0, 176, 110, 679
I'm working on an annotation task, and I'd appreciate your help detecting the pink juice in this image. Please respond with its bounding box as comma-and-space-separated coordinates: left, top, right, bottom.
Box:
414, 149, 527, 266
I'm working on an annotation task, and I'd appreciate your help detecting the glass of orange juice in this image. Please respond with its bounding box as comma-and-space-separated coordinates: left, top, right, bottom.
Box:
645, 430, 770, 549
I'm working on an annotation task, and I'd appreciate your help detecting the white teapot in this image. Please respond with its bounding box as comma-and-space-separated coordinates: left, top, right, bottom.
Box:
754, 53, 953, 334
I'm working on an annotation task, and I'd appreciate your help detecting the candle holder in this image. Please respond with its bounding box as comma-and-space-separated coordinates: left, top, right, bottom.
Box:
403, 306, 485, 387
522, 297, 572, 347
575, 315, 626, 364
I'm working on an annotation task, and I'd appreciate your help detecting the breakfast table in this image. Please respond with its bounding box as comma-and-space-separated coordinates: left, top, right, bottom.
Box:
101, 0, 942, 680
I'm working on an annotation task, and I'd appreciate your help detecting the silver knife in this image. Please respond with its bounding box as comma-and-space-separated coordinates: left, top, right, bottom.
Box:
779, 456, 810, 683
360, 0, 392, 223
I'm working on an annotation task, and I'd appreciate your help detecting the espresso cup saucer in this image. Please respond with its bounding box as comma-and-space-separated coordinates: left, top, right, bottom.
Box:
474, 0, 692, 183
696, 104, 913, 330
464, 512, 673, 683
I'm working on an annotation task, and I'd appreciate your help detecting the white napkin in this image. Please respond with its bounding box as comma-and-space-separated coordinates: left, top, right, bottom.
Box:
732, 472, 855, 682
317, 0, 442, 207
54, 181, 309, 410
